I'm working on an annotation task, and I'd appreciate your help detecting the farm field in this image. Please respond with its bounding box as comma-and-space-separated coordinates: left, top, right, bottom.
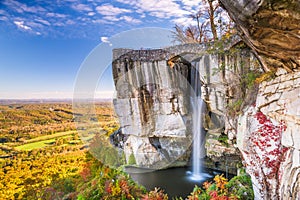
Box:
15, 131, 76, 151
0, 101, 121, 199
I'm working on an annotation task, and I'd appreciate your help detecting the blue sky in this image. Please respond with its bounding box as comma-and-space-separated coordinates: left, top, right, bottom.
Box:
0, 0, 205, 99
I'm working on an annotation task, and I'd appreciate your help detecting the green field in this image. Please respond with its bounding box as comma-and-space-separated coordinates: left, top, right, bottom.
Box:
24, 130, 76, 143
15, 138, 57, 150
0, 102, 122, 200
15, 131, 77, 151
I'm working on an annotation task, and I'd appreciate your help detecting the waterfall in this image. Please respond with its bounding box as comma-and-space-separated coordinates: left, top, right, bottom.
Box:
192, 97, 204, 179
190, 63, 206, 181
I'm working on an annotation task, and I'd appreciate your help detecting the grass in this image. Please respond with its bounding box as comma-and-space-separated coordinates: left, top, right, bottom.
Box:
14, 129, 100, 151
15, 138, 57, 151
25, 130, 76, 143
15, 133, 76, 151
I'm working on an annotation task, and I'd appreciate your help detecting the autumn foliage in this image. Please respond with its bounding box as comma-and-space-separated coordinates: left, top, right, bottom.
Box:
187, 173, 253, 200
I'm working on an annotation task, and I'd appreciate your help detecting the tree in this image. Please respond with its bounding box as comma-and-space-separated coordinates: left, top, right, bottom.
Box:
173, 0, 234, 44
207, 0, 218, 40
173, 24, 204, 43
189, 10, 207, 43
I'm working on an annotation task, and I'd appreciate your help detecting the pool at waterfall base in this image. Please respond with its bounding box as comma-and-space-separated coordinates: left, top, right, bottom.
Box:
128, 166, 233, 198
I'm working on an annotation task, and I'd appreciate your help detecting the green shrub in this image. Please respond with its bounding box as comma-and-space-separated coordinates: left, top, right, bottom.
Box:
217, 134, 229, 147
226, 170, 254, 200
128, 153, 136, 165
187, 173, 254, 200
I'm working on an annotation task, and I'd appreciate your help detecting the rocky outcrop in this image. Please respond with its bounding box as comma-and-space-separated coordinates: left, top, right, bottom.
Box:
111, 44, 255, 173
233, 70, 300, 199
112, 44, 257, 172
112, 49, 192, 169
204, 130, 241, 175
219, 0, 300, 72
197, 48, 258, 174
218, 0, 300, 199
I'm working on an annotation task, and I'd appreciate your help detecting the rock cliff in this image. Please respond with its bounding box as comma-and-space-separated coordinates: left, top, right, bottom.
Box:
112, 45, 256, 173
219, 0, 300, 199
233, 70, 300, 199
112, 49, 193, 169
197, 48, 259, 174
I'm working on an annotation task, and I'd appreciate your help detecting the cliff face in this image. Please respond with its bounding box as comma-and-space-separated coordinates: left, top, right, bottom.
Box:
232, 70, 300, 199
197, 49, 258, 174
112, 45, 255, 172
199, 48, 300, 198
219, 0, 300, 199
112, 49, 192, 169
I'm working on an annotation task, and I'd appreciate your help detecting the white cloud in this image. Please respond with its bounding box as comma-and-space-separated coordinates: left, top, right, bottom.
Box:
46, 12, 68, 18
53, 22, 65, 26
0, 10, 7, 15
66, 19, 75, 25
116, 0, 137, 5
35, 18, 51, 26
1, 0, 212, 39
100, 36, 113, 46
116, 0, 193, 22
93, 3, 142, 25
88, 12, 96, 16
22, 5, 46, 13
14, 21, 32, 31
26, 21, 44, 28
92, 0, 204, 29
0, 16, 8, 21
135, 0, 190, 18
172, 17, 196, 26
77, 17, 90, 23
103, 15, 120, 22
3, 0, 46, 14
181, 0, 202, 9
115, 0, 208, 27
91, 19, 114, 24
71, 3, 93, 12
96, 4, 132, 16
120, 16, 141, 24
101, 36, 110, 43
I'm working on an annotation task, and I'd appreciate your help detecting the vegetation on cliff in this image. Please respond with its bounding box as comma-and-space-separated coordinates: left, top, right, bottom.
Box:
186, 172, 253, 200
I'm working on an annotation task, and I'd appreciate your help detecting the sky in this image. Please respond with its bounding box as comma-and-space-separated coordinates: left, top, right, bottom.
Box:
0, 0, 206, 99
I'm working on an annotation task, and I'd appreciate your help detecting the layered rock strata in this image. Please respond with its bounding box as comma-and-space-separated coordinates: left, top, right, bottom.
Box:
233, 70, 300, 199
112, 49, 192, 169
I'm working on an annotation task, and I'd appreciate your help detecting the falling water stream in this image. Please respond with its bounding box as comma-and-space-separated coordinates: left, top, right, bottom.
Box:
191, 97, 204, 180
189, 63, 210, 181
